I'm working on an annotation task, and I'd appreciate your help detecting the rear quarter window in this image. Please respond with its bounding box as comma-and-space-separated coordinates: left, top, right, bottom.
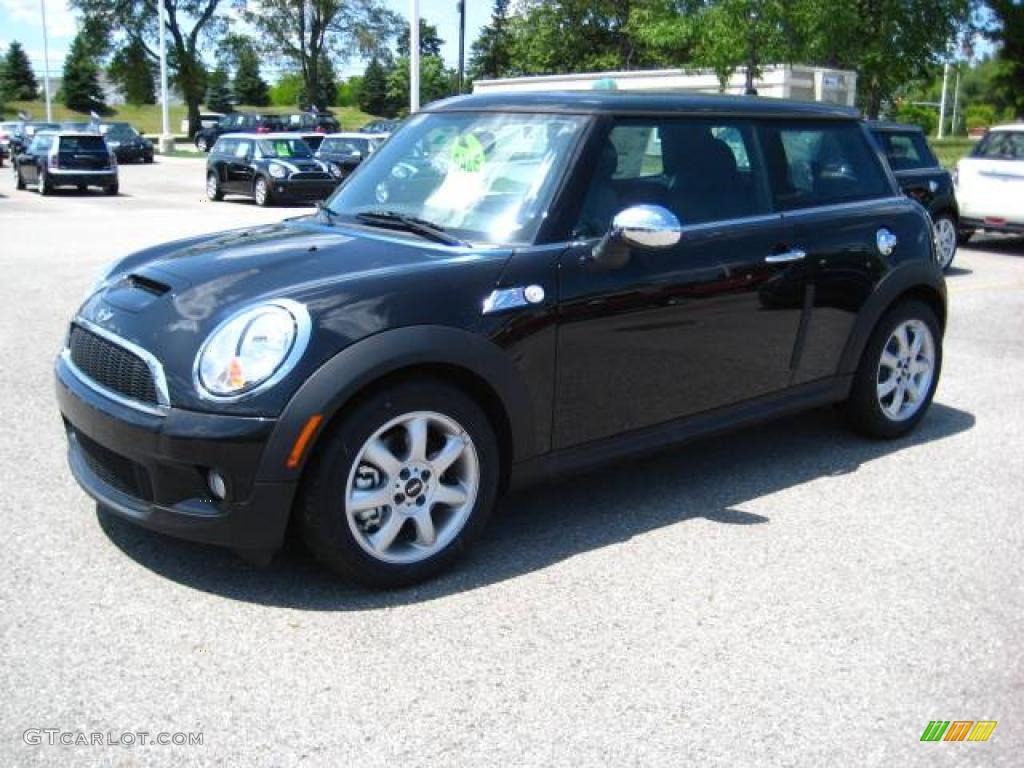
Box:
972, 131, 1024, 160
876, 131, 938, 171
760, 121, 891, 210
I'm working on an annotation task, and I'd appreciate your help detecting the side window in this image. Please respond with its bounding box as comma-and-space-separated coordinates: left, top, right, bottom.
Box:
575, 118, 769, 236
881, 132, 932, 171
759, 122, 891, 210
235, 140, 251, 159
974, 131, 1024, 160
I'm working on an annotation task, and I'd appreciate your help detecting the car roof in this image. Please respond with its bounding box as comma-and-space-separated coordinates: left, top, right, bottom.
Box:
322, 132, 372, 139
868, 120, 924, 133
428, 91, 861, 119
218, 132, 310, 140
989, 123, 1024, 132
34, 131, 104, 138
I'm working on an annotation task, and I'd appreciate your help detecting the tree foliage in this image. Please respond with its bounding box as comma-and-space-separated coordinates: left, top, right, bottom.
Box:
1, 41, 39, 101
357, 56, 389, 115
239, 0, 400, 113
469, 0, 514, 81
108, 38, 156, 105
61, 32, 108, 113
986, 0, 1024, 116
231, 39, 270, 106
205, 66, 233, 112
269, 72, 304, 106
397, 17, 444, 58
384, 55, 452, 115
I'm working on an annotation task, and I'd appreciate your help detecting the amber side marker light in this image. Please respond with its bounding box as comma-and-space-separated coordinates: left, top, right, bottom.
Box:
287, 414, 323, 469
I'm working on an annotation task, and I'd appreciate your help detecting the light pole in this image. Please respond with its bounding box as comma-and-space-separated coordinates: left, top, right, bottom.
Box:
410, 0, 420, 112
157, 0, 173, 153
937, 61, 950, 139
457, 0, 466, 94
39, 0, 53, 121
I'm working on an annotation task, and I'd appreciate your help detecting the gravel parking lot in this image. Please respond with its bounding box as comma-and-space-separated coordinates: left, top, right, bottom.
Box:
1, 157, 1021, 767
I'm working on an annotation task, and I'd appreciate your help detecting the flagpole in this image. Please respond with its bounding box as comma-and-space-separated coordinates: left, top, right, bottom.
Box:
40, 0, 53, 121
157, 0, 173, 153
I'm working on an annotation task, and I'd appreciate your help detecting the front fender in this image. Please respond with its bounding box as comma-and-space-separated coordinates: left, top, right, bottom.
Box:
256, 325, 536, 482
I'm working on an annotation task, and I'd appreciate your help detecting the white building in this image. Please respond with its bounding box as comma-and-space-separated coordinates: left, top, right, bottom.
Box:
474, 65, 857, 107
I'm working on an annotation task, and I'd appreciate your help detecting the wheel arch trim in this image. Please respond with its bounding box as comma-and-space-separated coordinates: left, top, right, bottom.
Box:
256, 325, 536, 483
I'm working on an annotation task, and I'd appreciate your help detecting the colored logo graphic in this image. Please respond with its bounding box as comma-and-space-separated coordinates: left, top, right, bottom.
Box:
920, 721, 997, 742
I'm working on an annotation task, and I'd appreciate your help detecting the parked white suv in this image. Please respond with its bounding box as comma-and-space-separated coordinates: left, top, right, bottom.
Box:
955, 123, 1024, 242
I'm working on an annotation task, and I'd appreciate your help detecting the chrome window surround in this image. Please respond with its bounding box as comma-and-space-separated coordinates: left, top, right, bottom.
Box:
62, 317, 171, 417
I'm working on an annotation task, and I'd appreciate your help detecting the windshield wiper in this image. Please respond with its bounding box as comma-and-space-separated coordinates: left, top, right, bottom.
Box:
315, 201, 340, 225
355, 210, 470, 248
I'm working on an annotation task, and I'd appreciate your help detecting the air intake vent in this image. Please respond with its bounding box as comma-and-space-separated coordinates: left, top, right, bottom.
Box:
126, 274, 171, 296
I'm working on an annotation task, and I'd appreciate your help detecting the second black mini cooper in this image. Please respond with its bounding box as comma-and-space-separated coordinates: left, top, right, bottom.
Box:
15, 131, 119, 195
205, 133, 341, 206
57, 93, 946, 587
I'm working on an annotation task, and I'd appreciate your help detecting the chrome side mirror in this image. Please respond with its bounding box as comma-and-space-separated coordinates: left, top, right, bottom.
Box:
589, 205, 683, 270
614, 205, 683, 248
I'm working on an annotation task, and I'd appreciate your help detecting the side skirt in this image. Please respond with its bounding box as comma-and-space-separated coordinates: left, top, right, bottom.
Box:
509, 376, 852, 490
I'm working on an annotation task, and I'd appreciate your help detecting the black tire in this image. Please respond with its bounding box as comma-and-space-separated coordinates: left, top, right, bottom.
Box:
15, 167, 25, 190
841, 299, 942, 440
299, 378, 501, 588
38, 168, 51, 196
206, 171, 224, 201
105, 182, 119, 196
77, 184, 87, 192
144, 153, 153, 164
253, 175, 271, 206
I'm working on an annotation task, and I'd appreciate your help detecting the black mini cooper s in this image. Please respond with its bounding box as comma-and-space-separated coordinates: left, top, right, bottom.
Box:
56, 92, 947, 587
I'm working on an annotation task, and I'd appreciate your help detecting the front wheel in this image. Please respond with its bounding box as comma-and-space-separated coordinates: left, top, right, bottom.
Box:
105, 181, 119, 196
841, 300, 942, 439
15, 167, 25, 190
206, 171, 223, 201
253, 176, 271, 206
300, 379, 500, 587
932, 214, 958, 271
38, 168, 51, 195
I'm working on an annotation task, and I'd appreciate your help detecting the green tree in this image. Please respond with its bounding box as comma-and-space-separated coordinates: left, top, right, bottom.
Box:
385, 55, 453, 115
469, 0, 514, 80
692, 0, 791, 90
986, 0, 1024, 116
62, 32, 107, 113
397, 17, 444, 57
301, 53, 337, 108
337, 76, 361, 107
233, 42, 269, 106
240, 0, 401, 116
107, 38, 156, 105
71, 0, 228, 135
205, 66, 233, 112
358, 56, 389, 115
270, 72, 304, 106
1, 41, 39, 101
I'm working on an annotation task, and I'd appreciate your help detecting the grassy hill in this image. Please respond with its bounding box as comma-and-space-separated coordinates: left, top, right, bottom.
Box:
2, 101, 378, 136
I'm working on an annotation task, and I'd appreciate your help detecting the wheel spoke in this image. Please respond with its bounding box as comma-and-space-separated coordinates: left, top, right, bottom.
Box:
412, 510, 436, 547
895, 325, 911, 358
405, 417, 429, 462
430, 435, 466, 476
890, 381, 906, 414
910, 328, 924, 356
434, 482, 468, 507
877, 376, 898, 398
369, 513, 405, 553
362, 438, 403, 478
910, 356, 931, 375
349, 485, 392, 512
880, 351, 900, 372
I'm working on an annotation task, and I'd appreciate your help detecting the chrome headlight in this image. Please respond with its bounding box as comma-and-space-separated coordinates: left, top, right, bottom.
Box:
195, 299, 311, 399
268, 163, 287, 179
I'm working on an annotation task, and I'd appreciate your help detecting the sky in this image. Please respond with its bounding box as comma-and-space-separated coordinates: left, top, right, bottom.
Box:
0, 0, 492, 83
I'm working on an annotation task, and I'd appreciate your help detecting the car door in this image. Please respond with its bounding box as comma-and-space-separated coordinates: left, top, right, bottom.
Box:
956, 129, 1024, 221
19, 135, 48, 183
552, 117, 805, 449
757, 120, 917, 383
876, 130, 944, 209
229, 139, 256, 191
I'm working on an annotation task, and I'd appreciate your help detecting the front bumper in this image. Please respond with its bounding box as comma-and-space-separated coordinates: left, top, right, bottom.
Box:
112, 145, 151, 162
56, 354, 295, 552
273, 178, 339, 202
49, 169, 117, 187
960, 215, 1024, 235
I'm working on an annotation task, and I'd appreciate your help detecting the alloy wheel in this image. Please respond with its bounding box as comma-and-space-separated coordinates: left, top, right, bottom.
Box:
876, 319, 936, 422
344, 410, 480, 564
933, 217, 957, 270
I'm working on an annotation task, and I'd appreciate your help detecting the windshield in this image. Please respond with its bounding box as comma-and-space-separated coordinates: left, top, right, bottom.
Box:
328, 111, 588, 245
972, 130, 1024, 161
259, 138, 313, 159
102, 124, 139, 139
321, 137, 371, 155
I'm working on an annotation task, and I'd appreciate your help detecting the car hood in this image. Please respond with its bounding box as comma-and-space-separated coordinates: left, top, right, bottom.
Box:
76, 218, 513, 414
267, 158, 326, 173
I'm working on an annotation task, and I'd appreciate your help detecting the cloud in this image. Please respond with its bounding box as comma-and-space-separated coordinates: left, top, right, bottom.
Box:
0, 0, 79, 41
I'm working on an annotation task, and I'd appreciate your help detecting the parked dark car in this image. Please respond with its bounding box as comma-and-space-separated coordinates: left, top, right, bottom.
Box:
15, 131, 118, 195
360, 118, 401, 134
100, 122, 154, 163
3, 121, 60, 159
57, 92, 946, 587
0, 121, 16, 165
282, 111, 341, 134
205, 133, 340, 205
870, 121, 960, 270
313, 132, 380, 178
194, 113, 284, 152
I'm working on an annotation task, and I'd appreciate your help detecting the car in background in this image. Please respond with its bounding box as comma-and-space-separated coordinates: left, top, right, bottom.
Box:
4, 121, 60, 158
60, 121, 101, 133
283, 111, 341, 134
14, 131, 118, 195
360, 118, 401, 135
294, 132, 327, 152
100, 122, 154, 164
205, 132, 341, 206
870, 121, 960, 270
0, 121, 16, 165
954, 123, 1024, 241
313, 132, 382, 178
194, 113, 284, 152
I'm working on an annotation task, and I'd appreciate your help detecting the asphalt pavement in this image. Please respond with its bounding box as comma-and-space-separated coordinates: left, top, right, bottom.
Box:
0, 157, 1021, 766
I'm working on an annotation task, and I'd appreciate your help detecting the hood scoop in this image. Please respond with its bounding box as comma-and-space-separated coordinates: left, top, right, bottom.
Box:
102, 267, 187, 313
126, 273, 171, 296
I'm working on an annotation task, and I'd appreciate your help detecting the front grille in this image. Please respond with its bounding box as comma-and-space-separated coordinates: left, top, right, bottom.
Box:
75, 431, 154, 501
290, 171, 332, 180
68, 325, 159, 405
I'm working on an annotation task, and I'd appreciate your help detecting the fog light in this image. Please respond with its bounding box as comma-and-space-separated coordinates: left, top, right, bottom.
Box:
207, 469, 227, 500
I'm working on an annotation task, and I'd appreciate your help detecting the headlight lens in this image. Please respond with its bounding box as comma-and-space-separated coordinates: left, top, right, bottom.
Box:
196, 300, 310, 398
268, 163, 287, 179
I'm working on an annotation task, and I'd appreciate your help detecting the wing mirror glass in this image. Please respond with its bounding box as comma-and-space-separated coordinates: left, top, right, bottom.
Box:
590, 204, 683, 269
